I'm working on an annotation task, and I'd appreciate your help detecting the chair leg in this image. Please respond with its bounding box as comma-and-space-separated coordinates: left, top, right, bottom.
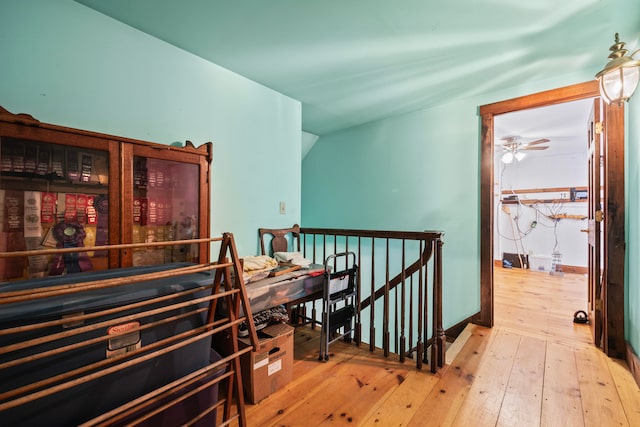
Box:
285, 303, 294, 325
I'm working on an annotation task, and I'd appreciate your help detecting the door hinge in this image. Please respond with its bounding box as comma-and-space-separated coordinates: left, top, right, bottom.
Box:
595, 209, 604, 222
595, 299, 603, 311
595, 121, 603, 134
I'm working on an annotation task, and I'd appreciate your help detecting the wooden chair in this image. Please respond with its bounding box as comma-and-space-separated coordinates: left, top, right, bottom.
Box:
258, 224, 301, 256
257, 224, 321, 327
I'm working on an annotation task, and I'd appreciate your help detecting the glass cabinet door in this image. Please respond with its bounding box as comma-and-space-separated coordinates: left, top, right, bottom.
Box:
0, 137, 110, 281
131, 156, 200, 266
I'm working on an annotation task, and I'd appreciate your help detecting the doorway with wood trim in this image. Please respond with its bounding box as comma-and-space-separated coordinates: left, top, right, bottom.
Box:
477, 80, 627, 358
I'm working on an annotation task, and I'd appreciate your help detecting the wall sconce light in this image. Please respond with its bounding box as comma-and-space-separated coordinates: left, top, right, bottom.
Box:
595, 33, 640, 105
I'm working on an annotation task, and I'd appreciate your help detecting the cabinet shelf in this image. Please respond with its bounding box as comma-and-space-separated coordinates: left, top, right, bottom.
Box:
1, 173, 109, 194
501, 186, 588, 195
502, 198, 587, 205
501, 186, 588, 205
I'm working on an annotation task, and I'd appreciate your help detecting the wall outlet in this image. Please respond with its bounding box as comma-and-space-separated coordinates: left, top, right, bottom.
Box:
279, 201, 286, 214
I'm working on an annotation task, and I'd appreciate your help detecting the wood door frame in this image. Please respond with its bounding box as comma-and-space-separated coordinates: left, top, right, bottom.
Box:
587, 98, 604, 347
477, 80, 627, 358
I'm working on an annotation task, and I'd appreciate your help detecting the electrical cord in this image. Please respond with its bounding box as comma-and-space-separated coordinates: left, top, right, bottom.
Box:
496, 161, 575, 260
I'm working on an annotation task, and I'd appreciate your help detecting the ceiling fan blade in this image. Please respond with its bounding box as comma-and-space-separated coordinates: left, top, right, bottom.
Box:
500, 136, 519, 142
522, 146, 549, 150
525, 138, 550, 146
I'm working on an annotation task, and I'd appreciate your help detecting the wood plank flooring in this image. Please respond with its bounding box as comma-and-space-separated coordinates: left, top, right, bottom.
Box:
239, 267, 640, 426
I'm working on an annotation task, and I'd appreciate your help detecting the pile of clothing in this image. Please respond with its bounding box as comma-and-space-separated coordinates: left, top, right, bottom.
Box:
273, 251, 311, 267
240, 254, 278, 282
238, 305, 289, 337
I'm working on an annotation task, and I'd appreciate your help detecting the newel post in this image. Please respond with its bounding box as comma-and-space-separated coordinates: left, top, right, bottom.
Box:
431, 236, 445, 372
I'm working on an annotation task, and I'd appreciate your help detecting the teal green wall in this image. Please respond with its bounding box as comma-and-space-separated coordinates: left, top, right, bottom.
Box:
303, 0, 639, 335
0, 0, 302, 256
303, 71, 640, 333
302, 100, 480, 326
1, 0, 638, 351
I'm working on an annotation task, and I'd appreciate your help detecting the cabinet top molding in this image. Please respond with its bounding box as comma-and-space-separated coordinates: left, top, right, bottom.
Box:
0, 105, 212, 161
0, 105, 40, 126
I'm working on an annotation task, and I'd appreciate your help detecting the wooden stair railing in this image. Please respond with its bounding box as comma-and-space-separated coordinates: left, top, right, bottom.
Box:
300, 228, 445, 373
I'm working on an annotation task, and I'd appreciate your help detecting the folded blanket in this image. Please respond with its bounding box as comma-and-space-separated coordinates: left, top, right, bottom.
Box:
242, 254, 278, 272
237, 255, 279, 284
273, 251, 311, 267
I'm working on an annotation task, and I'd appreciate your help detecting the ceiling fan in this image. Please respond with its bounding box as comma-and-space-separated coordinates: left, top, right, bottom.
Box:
499, 136, 550, 163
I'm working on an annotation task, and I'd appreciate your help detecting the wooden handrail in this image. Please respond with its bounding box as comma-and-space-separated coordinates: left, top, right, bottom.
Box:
301, 227, 443, 241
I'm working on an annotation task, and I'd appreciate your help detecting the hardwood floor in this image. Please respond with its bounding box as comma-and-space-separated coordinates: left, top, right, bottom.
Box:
239, 267, 640, 426
494, 267, 592, 346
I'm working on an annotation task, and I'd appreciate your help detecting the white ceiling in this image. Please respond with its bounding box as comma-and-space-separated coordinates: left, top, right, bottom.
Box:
73, 0, 618, 137
494, 98, 595, 160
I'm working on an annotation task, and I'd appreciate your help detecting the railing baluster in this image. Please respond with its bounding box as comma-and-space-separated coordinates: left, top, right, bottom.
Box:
370, 238, 375, 352
334, 236, 339, 329
416, 239, 424, 370
383, 239, 390, 358
423, 240, 430, 366
322, 234, 326, 266
312, 234, 316, 263
356, 237, 362, 346
298, 228, 444, 373
394, 251, 399, 355
344, 236, 349, 274
400, 239, 406, 363
409, 274, 414, 359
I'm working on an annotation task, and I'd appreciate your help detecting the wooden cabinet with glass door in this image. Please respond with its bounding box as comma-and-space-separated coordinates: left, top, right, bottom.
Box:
0, 106, 212, 281
120, 142, 212, 267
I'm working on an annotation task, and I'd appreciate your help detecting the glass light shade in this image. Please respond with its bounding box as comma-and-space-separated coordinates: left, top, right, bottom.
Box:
595, 33, 640, 105
501, 151, 525, 164
599, 65, 640, 104
501, 152, 514, 164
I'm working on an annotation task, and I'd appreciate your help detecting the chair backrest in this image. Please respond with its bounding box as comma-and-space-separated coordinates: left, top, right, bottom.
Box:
258, 224, 301, 256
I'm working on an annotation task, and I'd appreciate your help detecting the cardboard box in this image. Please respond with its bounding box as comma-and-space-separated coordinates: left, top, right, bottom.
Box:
238, 323, 294, 404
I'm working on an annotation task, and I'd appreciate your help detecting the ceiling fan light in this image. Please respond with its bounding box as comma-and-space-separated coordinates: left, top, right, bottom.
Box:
515, 151, 526, 161
501, 152, 514, 164
595, 33, 640, 105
